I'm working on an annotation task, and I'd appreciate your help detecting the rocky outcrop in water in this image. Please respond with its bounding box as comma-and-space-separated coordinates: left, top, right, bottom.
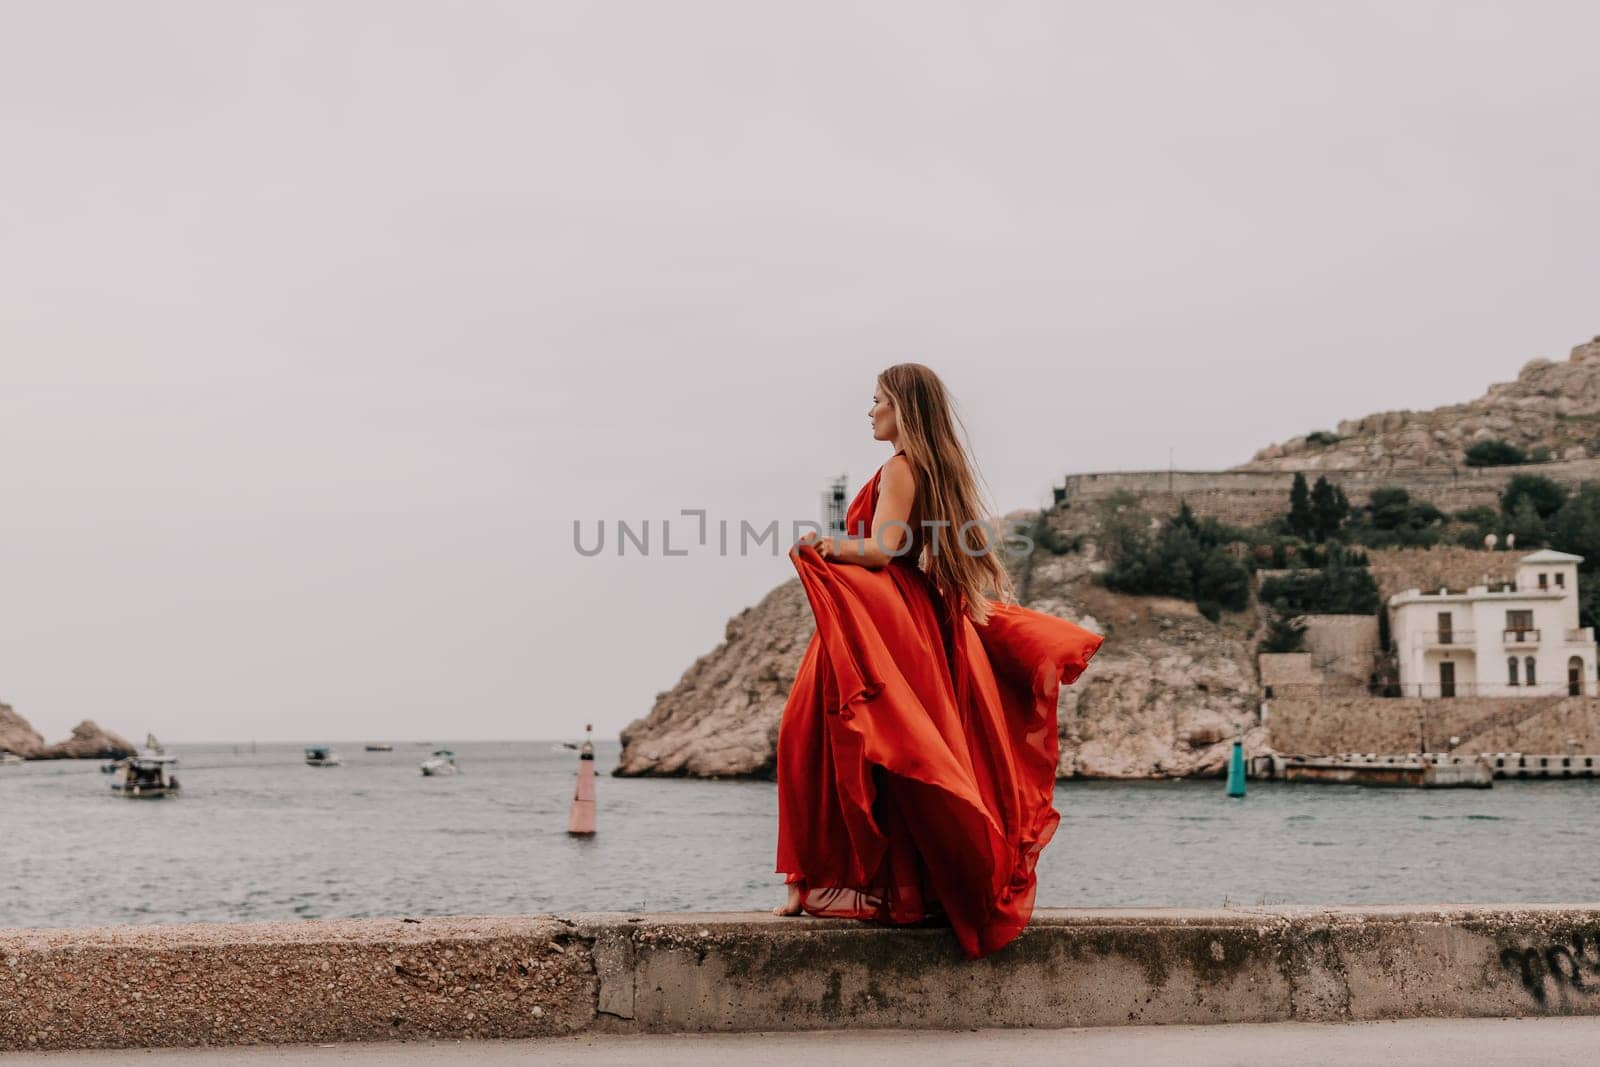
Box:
0, 703, 137, 760
36, 720, 138, 760
0, 703, 46, 757
1241, 337, 1600, 471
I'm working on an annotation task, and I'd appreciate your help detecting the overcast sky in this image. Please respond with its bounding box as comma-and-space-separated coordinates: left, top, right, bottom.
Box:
2, 1, 1597, 744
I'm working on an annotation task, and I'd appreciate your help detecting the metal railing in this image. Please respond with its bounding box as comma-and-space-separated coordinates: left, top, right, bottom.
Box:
1420, 629, 1474, 646
1503, 628, 1541, 644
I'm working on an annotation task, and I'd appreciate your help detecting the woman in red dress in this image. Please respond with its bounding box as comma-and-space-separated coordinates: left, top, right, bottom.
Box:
774, 363, 1104, 961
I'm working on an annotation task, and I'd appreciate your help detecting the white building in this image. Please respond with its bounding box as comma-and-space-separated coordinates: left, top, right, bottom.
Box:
1389, 549, 1598, 698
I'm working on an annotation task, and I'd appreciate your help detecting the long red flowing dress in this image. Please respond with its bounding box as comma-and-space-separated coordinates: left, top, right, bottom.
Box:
775, 453, 1105, 960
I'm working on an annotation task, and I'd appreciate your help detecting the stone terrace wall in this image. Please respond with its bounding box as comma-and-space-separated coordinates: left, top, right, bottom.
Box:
1269, 694, 1600, 755
1056, 457, 1600, 525
1366, 547, 1517, 601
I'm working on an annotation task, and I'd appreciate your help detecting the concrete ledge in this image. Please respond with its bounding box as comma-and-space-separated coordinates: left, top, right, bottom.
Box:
7, 906, 1600, 1051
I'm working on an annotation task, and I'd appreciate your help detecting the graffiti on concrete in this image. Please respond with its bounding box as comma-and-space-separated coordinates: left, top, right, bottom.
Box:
1500, 931, 1600, 1003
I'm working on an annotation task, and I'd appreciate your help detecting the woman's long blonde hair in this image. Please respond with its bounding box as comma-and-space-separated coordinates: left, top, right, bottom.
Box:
878, 363, 1017, 625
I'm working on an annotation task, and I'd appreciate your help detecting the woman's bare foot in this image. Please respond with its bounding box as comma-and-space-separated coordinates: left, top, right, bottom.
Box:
772, 884, 804, 916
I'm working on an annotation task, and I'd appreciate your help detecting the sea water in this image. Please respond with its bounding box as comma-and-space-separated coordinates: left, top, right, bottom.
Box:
3, 740, 1597, 928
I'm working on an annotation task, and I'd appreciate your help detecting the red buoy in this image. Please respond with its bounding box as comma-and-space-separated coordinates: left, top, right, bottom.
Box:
566, 723, 596, 836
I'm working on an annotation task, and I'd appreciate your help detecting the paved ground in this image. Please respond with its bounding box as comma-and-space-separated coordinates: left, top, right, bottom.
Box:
4, 1017, 1598, 1065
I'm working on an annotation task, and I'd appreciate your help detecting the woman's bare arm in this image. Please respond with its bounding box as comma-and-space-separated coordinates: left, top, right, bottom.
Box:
827, 456, 915, 569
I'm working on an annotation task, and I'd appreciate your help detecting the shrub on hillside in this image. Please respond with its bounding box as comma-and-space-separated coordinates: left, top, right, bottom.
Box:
1343, 485, 1445, 548
1259, 609, 1307, 654
1464, 439, 1527, 467
1500, 474, 1567, 519
1257, 544, 1380, 615
1101, 502, 1252, 621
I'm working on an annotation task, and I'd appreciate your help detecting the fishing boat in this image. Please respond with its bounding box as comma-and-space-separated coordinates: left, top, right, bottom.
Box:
419, 749, 458, 776
364, 743, 394, 752
110, 755, 180, 798
304, 746, 343, 767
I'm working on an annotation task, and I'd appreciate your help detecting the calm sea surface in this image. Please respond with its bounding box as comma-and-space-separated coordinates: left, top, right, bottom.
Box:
4, 740, 1599, 928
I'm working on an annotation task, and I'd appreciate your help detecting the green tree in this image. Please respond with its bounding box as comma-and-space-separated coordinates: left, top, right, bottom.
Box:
1309, 476, 1350, 542
1368, 486, 1413, 531
1288, 473, 1313, 539
1195, 550, 1251, 621
1547, 482, 1600, 629
1508, 496, 1546, 547
1501, 474, 1567, 520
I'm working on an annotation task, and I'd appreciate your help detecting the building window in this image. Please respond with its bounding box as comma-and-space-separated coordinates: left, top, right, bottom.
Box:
1557, 572, 1566, 588
1509, 657, 1519, 685
1539, 573, 1549, 590
1437, 611, 1453, 643
1507, 609, 1534, 633
1526, 657, 1537, 687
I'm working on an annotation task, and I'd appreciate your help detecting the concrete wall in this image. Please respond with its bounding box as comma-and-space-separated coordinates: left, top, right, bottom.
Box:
11, 908, 1600, 1051
1301, 615, 1380, 687
1268, 694, 1600, 755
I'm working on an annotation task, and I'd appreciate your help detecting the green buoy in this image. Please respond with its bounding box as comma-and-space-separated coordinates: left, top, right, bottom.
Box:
1226, 738, 1247, 798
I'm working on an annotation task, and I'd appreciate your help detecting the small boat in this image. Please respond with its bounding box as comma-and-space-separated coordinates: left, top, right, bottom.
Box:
304, 746, 343, 767
110, 755, 180, 798
364, 743, 394, 752
420, 749, 458, 776
1, 752, 24, 766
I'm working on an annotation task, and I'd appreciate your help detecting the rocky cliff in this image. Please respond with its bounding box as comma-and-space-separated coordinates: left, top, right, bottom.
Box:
616, 581, 812, 777
616, 504, 1270, 780
617, 335, 1599, 779
1240, 337, 1600, 471
0, 703, 137, 760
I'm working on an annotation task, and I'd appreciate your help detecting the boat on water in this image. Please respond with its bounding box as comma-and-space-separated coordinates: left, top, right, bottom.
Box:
110, 755, 180, 798
420, 750, 458, 776
0, 752, 23, 766
304, 746, 343, 767
364, 743, 394, 752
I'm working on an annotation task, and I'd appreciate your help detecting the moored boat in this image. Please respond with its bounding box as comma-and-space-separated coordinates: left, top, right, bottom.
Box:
364, 743, 394, 752
419, 750, 458, 776
110, 755, 180, 798
304, 746, 343, 767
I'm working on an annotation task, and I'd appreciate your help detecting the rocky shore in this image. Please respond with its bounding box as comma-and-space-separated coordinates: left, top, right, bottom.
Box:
0, 702, 137, 760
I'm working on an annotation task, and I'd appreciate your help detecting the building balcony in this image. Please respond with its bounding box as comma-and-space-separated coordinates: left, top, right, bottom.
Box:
1421, 629, 1475, 647
1567, 627, 1595, 643
1504, 628, 1541, 645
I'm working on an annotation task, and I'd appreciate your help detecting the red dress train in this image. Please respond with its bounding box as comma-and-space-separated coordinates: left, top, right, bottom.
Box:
775, 459, 1105, 960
